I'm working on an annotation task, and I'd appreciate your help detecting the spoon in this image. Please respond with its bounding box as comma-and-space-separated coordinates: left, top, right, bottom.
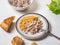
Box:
48, 31, 60, 40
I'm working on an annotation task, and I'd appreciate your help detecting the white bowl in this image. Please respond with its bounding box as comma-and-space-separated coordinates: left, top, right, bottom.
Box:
16, 13, 49, 40
8, 0, 33, 11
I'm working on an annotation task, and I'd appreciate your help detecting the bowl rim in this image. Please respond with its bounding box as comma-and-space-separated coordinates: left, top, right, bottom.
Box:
16, 13, 49, 40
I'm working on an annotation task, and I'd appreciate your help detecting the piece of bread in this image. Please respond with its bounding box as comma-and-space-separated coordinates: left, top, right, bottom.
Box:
31, 42, 37, 45
0, 16, 15, 32
11, 36, 24, 45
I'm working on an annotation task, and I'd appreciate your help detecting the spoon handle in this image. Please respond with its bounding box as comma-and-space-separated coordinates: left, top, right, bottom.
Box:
50, 32, 60, 40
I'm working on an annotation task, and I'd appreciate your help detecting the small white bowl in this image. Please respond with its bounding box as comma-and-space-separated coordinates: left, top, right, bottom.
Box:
8, 0, 33, 11
16, 13, 49, 40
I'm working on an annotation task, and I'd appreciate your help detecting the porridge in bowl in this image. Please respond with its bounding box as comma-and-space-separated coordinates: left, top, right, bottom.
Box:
19, 16, 43, 35
9, 0, 30, 7
8, 0, 33, 10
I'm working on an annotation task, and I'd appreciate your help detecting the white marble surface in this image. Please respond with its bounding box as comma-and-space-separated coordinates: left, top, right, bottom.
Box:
0, 0, 60, 45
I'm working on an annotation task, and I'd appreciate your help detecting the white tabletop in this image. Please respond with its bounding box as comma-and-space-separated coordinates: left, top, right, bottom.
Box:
0, 0, 60, 45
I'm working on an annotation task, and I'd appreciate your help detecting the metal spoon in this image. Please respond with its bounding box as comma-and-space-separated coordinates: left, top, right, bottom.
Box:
48, 31, 60, 40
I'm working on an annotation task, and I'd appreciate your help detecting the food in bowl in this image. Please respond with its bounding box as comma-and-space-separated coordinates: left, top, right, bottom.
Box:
19, 16, 43, 35
9, 0, 30, 8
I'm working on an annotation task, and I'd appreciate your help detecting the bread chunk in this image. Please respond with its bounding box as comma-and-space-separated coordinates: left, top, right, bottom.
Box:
0, 16, 15, 32
11, 36, 24, 45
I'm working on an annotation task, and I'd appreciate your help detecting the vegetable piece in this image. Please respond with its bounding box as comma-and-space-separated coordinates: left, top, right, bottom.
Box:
48, 0, 60, 14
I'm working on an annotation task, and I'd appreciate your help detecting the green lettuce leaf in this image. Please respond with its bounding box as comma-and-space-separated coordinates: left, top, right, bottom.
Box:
48, 0, 60, 14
